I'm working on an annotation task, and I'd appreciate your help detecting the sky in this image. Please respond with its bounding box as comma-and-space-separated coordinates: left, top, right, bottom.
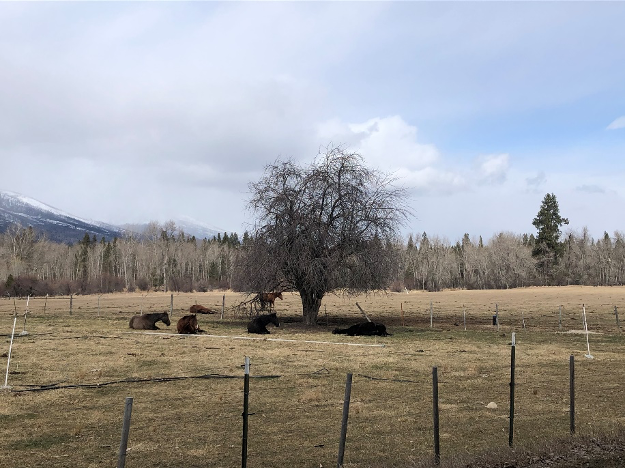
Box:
1, 1, 624, 243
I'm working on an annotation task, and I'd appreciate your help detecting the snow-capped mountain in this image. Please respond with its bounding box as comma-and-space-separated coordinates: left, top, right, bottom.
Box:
0, 191, 127, 244
0, 190, 225, 244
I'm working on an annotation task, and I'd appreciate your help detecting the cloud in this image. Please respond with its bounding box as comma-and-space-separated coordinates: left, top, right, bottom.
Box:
316, 115, 469, 194
525, 171, 546, 192
318, 115, 439, 170
475, 154, 510, 185
607, 116, 625, 130
576, 184, 605, 194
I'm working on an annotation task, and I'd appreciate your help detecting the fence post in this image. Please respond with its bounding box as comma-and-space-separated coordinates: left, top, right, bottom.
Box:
69, 294, 73, 316
430, 301, 433, 328
98, 295, 101, 317
559, 305, 563, 330
495, 303, 499, 331
2, 316, 18, 390
242, 356, 250, 468
117, 397, 133, 468
337, 373, 353, 468
509, 334, 516, 447
170, 294, 174, 317
570, 355, 575, 435
221, 294, 225, 320
432, 366, 440, 465
615, 306, 621, 332
43, 294, 48, 313
463, 305, 466, 331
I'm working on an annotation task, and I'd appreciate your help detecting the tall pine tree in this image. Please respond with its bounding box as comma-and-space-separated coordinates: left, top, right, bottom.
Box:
532, 193, 569, 276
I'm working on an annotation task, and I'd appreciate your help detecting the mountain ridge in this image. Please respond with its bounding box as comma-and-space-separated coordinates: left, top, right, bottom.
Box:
0, 190, 221, 244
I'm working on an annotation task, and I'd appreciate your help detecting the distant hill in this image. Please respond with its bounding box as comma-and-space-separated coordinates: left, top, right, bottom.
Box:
0, 191, 129, 244
0, 190, 224, 244
121, 218, 221, 241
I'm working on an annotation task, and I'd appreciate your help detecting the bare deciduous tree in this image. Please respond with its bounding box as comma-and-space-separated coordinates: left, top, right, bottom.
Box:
234, 146, 411, 325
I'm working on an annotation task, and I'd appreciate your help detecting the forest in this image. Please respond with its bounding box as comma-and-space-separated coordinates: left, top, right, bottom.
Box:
0, 220, 623, 298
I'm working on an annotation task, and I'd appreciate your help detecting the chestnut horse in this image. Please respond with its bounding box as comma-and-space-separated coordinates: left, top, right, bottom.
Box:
129, 312, 171, 330
190, 304, 215, 314
177, 314, 204, 334
256, 292, 283, 311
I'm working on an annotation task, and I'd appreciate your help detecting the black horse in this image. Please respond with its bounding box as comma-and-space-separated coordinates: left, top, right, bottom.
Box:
332, 321, 391, 337
129, 312, 171, 330
247, 313, 280, 334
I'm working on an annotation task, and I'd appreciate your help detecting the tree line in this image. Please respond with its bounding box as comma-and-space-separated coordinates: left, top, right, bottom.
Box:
1, 215, 623, 300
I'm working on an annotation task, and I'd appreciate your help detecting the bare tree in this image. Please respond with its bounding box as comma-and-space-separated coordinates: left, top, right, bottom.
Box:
235, 147, 411, 325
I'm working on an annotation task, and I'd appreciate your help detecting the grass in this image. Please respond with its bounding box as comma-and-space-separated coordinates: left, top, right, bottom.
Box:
0, 286, 624, 467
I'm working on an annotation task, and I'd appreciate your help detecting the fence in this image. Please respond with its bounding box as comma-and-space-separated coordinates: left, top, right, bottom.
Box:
109, 350, 587, 468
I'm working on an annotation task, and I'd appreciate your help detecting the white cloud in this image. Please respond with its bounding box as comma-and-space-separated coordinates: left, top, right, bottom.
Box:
475, 154, 510, 185
607, 116, 625, 130
316, 115, 466, 194
525, 171, 546, 193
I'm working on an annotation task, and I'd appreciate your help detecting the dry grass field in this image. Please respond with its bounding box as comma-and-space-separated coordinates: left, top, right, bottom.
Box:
1, 286, 625, 468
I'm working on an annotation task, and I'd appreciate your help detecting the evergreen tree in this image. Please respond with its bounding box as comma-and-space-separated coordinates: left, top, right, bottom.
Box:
532, 193, 569, 278
532, 193, 569, 260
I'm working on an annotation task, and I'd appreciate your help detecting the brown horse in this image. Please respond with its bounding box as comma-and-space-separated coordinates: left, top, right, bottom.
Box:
256, 292, 283, 310
177, 314, 204, 334
129, 312, 171, 330
190, 304, 215, 314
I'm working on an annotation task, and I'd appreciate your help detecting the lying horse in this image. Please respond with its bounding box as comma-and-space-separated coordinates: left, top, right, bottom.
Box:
177, 314, 204, 334
129, 312, 171, 330
256, 292, 283, 311
332, 322, 391, 337
247, 313, 280, 334
190, 304, 215, 314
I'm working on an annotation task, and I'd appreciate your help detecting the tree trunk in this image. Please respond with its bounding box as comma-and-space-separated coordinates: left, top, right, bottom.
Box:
300, 289, 323, 325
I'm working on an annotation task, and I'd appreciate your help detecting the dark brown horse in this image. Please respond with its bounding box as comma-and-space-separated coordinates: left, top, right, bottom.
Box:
256, 292, 283, 310
189, 304, 215, 314
332, 322, 391, 337
129, 312, 171, 330
247, 313, 280, 334
177, 314, 204, 334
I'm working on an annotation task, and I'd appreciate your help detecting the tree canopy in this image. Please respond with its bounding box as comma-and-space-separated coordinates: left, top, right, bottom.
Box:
532, 193, 569, 276
234, 146, 411, 324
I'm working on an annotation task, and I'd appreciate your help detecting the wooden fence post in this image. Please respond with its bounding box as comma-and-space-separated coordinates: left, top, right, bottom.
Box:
242, 356, 250, 468
495, 303, 499, 331
117, 397, 133, 468
69, 294, 73, 316
509, 335, 516, 447
170, 294, 174, 317
615, 306, 621, 332
337, 373, 353, 468
570, 355, 575, 435
432, 366, 440, 465
430, 301, 433, 328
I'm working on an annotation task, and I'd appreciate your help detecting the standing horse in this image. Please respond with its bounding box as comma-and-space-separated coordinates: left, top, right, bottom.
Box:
247, 313, 280, 334
129, 312, 171, 330
177, 314, 204, 334
256, 292, 283, 311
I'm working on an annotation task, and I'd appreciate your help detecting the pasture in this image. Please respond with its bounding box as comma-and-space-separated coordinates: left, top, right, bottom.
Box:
1, 286, 625, 468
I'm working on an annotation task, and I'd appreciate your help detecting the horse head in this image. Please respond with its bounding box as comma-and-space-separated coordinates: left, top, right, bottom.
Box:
268, 312, 280, 327
162, 313, 171, 326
